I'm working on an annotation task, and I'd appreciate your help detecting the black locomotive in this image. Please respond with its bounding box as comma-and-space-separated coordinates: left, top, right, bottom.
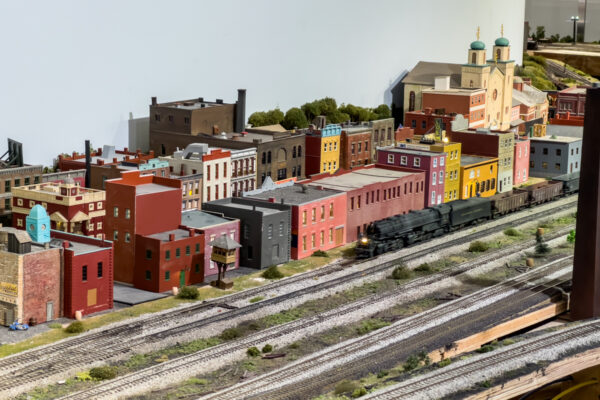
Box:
356, 173, 579, 259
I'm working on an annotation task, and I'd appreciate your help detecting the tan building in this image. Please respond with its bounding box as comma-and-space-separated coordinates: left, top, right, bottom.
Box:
370, 118, 396, 159
0, 165, 43, 226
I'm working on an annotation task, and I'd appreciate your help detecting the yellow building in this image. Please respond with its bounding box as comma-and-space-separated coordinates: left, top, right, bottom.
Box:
459, 155, 498, 199
316, 124, 341, 174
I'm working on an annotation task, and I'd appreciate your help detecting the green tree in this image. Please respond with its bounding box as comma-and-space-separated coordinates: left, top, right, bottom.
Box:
301, 100, 323, 121
567, 230, 576, 244
248, 111, 268, 127
535, 26, 545, 40
265, 108, 284, 125
282, 107, 309, 129
535, 230, 550, 255
373, 104, 391, 119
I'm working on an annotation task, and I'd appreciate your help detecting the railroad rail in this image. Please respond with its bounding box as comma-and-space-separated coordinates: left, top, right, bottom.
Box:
546, 59, 591, 86
198, 257, 573, 400
54, 231, 574, 400
0, 197, 576, 397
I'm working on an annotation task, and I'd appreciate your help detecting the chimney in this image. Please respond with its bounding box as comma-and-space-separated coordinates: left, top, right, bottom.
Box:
112, 157, 118, 163
216, 99, 223, 104
124, 147, 129, 153
268, 197, 276, 203
198, 97, 204, 102
424, 108, 433, 115
97, 159, 104, 166
62, 241, 70, 249
235, 89, 247, 133
434, 76, 450, 91
85, 139, 91, 188
151, 96, 157, 106
169, 233, 175, 241
188, 229, 195, 237
252, 205, 256, 211
280, 198, 285, 204
149, 150, 155, 157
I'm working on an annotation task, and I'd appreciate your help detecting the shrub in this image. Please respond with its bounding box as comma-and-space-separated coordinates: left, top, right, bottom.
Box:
567, 230, 576, 244
502, 339, 515, 346
377, 370, 389, 378
89, 366, 117, 380
289, 342, 300, 349
220, 328, 242, 341
177, 286, 199, 300
249, 296, 264, 303
64, 321, 85, 334
334, 380, 359, 395
262, 344, 273, 353
535, 231, 550, 255
352, 387, 368, 398
415, 263, 433, 272
391, 265, 412, 280
356, 319, 391, 335
187, 378, 208, 385
503, 228, 520, 237
247, 346, 260, 357
476, 344, 495, 353
262, 265, 284, 280
403, 355, 420, 372
312, 250, 328, 257
437, 358, 452, 368
468, 241, 489, 253
76, 371, 93, 381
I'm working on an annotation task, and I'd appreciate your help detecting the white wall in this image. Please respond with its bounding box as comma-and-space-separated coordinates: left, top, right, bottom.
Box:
0, 0, 524, 166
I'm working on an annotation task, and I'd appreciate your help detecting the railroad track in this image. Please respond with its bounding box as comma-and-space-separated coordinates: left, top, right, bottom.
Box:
54, 229, 574, 400
546, 59, 591, 86
363, 316, 600, 399
0, 197, 576, 397
199, 257, 573, 400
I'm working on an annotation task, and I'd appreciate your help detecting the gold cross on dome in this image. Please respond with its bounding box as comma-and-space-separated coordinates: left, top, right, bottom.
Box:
477, 26, 480, 40
501, 24, 504, 37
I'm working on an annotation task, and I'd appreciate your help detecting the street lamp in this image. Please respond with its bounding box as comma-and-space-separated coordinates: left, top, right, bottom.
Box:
570, 15, 580, 44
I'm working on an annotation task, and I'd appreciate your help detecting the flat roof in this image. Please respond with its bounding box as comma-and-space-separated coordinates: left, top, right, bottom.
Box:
381, 147, 438, 157
530, 135, 582, 144
157, 99, 231, 111
146, 228, 193, 242
136, 183, 178, 195
309, 169, 413, 191
561, 87, 586, 94
211, 201, 280, 215
181, 210, 233, 229
461, 155, 495, 166
423, 87, 485, 96
246, 184, 341, 205
342, 126, 372, 134
545, 124, 583, 138
49, 238, 110, 256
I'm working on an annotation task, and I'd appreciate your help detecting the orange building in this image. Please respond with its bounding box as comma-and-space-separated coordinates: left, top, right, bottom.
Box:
459, 155, 498, 199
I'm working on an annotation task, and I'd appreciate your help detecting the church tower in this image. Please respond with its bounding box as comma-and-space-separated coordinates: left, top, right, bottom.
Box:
461, 27, 491, 89
26, 205, 51, 243
487, 25, 515, 131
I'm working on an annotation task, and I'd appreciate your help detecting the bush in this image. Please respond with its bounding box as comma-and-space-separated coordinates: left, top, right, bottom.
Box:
503, 228, 521, 237
403, 355, 420, 372
89, 366, 117, 380
187, 378, 208, 385
535, 231, 550, 255
356, 319, 391, 335
352, 387, 368, 398
334, 380, 359, 395
468, 241, 489, 253
177, 286, 199, 300
377, 370, 389, 378
64, 321, 85, 334
476, 344, 495, 353
502, 339, 515, 346
289, 342, 300, 349
567, 230, 576, 244
437, 358, 452, 368
391, 265, 412, 280
415, 263, 433, 272
249, 296, 264, 303
262, 344, 273, 353
262, 265, 284, 280
247, 346, 260, 357
220, 328, 242, 341
312, 250, 328, 257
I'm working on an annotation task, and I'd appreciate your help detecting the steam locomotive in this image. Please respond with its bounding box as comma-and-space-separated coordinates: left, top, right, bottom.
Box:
356, 172, 579, 259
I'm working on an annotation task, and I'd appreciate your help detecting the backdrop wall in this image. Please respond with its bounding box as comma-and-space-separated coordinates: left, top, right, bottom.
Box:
0, 0, 525, 166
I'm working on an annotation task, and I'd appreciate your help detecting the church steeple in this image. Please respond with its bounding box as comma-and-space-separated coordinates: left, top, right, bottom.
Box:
461, 27, 491, 89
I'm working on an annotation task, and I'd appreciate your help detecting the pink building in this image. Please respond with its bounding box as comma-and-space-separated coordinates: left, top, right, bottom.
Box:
513, 136, 530, 186
377, 147, 446, 207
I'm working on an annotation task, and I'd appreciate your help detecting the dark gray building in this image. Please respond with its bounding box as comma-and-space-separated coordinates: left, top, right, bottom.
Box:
529, 135, 582, 178
202, 197, 291, 269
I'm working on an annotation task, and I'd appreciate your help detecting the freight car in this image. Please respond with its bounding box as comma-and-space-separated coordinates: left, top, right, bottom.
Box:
356, 175, 579, 259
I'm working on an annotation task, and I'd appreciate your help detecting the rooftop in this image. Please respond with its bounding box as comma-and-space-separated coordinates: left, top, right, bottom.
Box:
13, 181, 104, 197
341, 126, 372, 134
181, 210, 234, 229
309, 169, 413, 192
246, 184, 342, 205
206, 199, 282, 215
461, 155, 495, 166
136, 183, 178, 196
545, 124, 583, 138
530, 135, 582, 144
402, 61, 462, 87
155, 98, 231, 111
49, 236, 110, 256
560, 86, 587, 95
424, 87, 485, 96
380, 147, 438, 157
146, 228, 195, 242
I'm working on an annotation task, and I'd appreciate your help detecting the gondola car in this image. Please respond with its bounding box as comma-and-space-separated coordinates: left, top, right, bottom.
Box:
553, 172, 580, 195
489, 191, 528, 217
515, 181, 562, 205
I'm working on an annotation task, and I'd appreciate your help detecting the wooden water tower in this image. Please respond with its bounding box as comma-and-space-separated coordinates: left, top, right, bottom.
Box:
209, 234, 241, 290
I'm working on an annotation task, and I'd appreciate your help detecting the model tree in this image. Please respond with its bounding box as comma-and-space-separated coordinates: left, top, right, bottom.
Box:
535, 229, 550, 255
248, 108, 284, 127
282, 107, 309, 129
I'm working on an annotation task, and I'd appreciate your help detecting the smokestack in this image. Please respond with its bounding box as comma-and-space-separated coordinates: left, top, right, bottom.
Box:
235, 89, 246, 133
151, 97, 157, 106
85, 140, 91, 188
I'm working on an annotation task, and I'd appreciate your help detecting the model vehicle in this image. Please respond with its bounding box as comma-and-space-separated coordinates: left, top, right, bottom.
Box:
9, 321, 29, 331
356, 174, 579, 259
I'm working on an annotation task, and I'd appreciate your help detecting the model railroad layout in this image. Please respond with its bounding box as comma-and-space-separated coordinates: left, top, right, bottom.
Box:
0, 197, 577, 398
54, 227, 574, 400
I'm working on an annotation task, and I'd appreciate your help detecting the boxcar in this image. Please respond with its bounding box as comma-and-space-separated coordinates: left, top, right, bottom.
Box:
516, 181, 563, 205
553, 172, 580, 195
489, 191, 529, 217
448, 197, 492, 228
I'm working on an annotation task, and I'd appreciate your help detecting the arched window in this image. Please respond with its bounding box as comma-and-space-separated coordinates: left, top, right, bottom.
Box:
471, 52, 477, 64
292, 146, 297, 158
496, 48, 501, 61
297, 146, 302, 157
267, 151, 272, 163
469, 80, 473, 88
278, 148, 287, 162
409, 91, 416, 112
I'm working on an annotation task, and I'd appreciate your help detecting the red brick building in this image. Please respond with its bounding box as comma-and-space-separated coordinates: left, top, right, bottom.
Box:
421, 86, 486, 130
304, 166, 425, 242
245, 183, 346, 260
404, 108, 457, 135
555, 86, 586, 117
11, 180, 106, 239
51, 231, 114, 318
340, 126, 372, 169
105, 171, 182, 284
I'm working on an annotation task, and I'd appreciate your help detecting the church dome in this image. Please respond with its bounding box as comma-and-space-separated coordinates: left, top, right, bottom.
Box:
29, 204, 48, 219
470, 40, 485, 50
495, 37, 510, 46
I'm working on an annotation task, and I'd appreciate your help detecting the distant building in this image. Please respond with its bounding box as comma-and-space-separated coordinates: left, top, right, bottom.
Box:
230, 148, 257, 197
422, 83, 487, 130
459, 155, 499, 199
149, 90, 246, 156
244, 181, 347, 260
305, 166, 425, 243
203, 197, 291, 269
513, 137, 530, 186
529, 136, 582, 178
555, 86, 586, 117
304, 123, 342, 176
11, 179, 106, 238
512, 77, 550, 133
369, 119, 396, 160
42, 169, 86, 186
339, 126, 372, 169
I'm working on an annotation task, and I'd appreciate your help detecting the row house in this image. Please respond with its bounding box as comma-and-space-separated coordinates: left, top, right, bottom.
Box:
340, 126, 372, 169
230, 148, 257, 197
369, 118, 396, 160
529, 135, 582, 178
459, 155, 498, 199
512, 77, 549, 134
12, 179, 106, 238
304, 123, 341, 176
555, 86, 586, 117
513, 136, 531, 186
304, 166, 425, 242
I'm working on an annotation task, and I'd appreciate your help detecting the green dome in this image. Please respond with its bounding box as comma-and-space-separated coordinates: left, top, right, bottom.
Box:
495, 37, 509, 46
28, 204, 48, 219
470, 40, 485, 50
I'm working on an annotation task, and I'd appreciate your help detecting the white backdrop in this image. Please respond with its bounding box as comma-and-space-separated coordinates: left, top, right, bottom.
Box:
0, 0, 524, 166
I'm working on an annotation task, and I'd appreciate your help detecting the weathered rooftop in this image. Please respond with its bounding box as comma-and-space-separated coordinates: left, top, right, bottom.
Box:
402, 61, 462, 87
530, 135, 582, 144
181, 210, 234, 229
461, 155, 496, 166
246, 184, 342, 205
308, 169, 413, 192
146, 228, 194, 242
136, 183, 178, 196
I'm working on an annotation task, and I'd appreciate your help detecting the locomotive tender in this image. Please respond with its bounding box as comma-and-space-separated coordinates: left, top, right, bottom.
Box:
356, 173, 579, 259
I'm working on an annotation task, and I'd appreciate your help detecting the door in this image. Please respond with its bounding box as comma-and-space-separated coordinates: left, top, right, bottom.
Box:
272, 244, 280, 263
5, 308, 14, 325
46, 302, 53, 322
180, 270, 185, 287
335, 227, 344, 245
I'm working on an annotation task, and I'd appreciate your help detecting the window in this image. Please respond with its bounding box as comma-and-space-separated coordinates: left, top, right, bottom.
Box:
125, 232, 130, 243
186, 245, 190, 255
196, 243, 200, 253
298, 146, 302, 157
320, 231, 324, 245
293, 146, 297, 158
223, 162, 227, 177
168, 115, 173, 122
166, 250, 171, 260
125, 209, 130, 219
82, 265, 88, 282
312, 208, 316, 222
556, 149, 562, 156
543, 148, 548, 155
113, 207, 118, 217
411, 120, 416, 128
146, 270, 151, 280
351, 197, 355, 210
365, 142, 369, 152
311, 233, 316, 248
414, 158, 420, 167
358, 142, 362, 152
329, 203, 334, 217
279, 221, 284, 236
267, 224, 273, 239
351, 143, 355, 155
97, 201, 102, 209
431, 191, 436, 204
409, 91, 415, 111
302, 236, 307, 251
262, 152, 266, 164
154, 113, 161, 121
88, 203, 95, 211
387, 154, 394, 164
433, 158, 437, 168
357, 195, 361, 209
542, 162, 548, 169
184, 117, 190, 124
329, 228, 333, 242
97, 222, 102, 230
267, 151, 272, 163
176, 248, 181, 258
215, 164, 219, 179
302, 210, 307, 225
324, 143, 328, 152
530, 160, 535, 168
165, 271, 170, 281
421, 121, 426, 129
146, 250, 152, 259
439, 173, 443, 184
400, 156, 407, 166
113, 230, 118, 241
320, 205, 325, 220
4, 180, 10, 192
432, 172, 437, 185
97, 262, 103, 278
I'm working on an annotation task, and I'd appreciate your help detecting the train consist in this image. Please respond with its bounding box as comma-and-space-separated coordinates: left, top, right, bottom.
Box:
356, 172, 579, 259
